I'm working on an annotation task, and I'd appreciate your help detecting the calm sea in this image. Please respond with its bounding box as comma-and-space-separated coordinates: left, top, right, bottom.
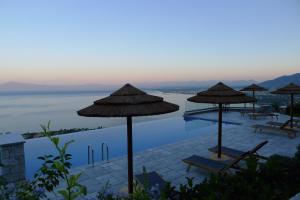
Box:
0, 91, 204, 133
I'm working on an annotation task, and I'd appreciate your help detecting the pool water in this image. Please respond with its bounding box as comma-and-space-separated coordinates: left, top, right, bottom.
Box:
24, 116, 237, 178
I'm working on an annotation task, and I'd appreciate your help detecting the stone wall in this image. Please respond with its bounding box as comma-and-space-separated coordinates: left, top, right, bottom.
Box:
0, 133, 25, 183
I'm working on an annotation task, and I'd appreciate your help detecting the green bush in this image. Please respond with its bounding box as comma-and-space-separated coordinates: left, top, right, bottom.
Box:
0, 122, 86, 200
160, 151, 300, 200
35, 122, 87, 200
286, 102, 300, 116
271, 103, 280, 112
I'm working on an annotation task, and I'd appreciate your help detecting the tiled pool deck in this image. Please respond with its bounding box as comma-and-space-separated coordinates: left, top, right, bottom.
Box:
49, 112, 300, 199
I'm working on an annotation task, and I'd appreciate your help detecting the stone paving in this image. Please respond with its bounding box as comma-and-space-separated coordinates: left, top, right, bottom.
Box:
48, 112, 300, 199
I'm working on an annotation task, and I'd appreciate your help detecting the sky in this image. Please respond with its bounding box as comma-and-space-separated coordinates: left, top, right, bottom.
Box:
0, 0, 300, 85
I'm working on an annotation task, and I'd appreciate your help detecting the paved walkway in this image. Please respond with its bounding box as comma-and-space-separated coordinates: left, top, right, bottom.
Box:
48, 112, 300, 199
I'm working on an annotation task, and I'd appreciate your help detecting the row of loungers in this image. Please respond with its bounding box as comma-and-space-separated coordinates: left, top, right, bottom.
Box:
135, 141, 268, 194
252, 119, 299, 139
183, 140, 268, 173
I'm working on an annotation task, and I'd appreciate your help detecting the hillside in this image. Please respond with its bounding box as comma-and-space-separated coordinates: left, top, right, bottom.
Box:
259, 73, 300, 89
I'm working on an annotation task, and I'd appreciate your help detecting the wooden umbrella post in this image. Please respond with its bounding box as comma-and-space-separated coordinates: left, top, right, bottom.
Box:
127, 116, 133, 194
218, 103, 222, 158
291, 94, 294, 128
240, 84, 267, 113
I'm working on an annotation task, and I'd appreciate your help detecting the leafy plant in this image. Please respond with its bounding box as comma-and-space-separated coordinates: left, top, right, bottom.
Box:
0, 178, 13, 200
97, 181, 119, 200
271, 102, 280, 112
34, 121, 86, 200
15, 180, 46, 200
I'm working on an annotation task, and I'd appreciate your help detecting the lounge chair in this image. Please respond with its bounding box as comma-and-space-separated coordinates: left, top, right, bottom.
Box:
267, 120, 300, 129
182, 152, 249, 174
240, 109, 252, 117
135, 171, 166, 193
248, 105, 279, 120
248, 112, 279, 120
252, 124, 297, 138
208, 141, 268, 160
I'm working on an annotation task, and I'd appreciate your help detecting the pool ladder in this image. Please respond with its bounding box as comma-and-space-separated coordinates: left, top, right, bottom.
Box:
101, 142, 109, 163
87, 143, 109, 167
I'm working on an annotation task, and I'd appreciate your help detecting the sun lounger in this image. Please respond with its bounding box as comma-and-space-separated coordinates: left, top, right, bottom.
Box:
266, 121, 288, 128
267, 120, 300, 129
240, 109, 252, 117
135, 171, 166, 192
248, 112, 279, 120
208, 141, 268, 160
252, 124, 297, 138
182, 152, 249, 174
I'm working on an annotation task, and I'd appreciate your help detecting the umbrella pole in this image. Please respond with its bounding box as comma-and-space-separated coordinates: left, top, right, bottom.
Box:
127, 116, 133, 194
218, 103, 222, 158
291, 94, 294, 128
252, 90, 255, 113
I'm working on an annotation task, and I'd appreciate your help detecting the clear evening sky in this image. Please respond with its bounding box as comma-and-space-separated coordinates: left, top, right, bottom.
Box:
0, 0, 299, 85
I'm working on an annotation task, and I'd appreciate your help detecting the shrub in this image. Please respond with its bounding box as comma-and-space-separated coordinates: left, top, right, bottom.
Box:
34, 122, 87, 200
286, 102, 300, 116
0, 122, 86, 200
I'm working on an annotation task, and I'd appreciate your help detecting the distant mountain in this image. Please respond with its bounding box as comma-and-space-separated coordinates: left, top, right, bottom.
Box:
259, 73, 300, 89
0, 80, 257, 92
136, 80, 258, 90
1, 74, 298, 93
0, 81, 117, 92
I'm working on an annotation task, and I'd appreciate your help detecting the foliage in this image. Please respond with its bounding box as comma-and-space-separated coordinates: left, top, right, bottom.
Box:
131, 184, 152, 200
286, 102, 300, 115
271, 102, 280, 112
23, 126, 103, 139
0, 122, 87, 200
96, 166, 169, 200
15, 180, 46, 200
34, 121, 87, 200
0, 178, 13, 200
97, 181, 118, 200
160, 152, 300, 200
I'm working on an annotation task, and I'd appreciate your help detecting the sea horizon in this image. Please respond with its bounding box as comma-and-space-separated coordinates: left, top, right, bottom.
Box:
0, 90, 195, 133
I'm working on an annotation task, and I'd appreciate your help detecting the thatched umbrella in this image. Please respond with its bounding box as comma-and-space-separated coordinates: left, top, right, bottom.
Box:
271, 83, 300, 128
188, 82, 256, 158
77, 83, 179, 194
240, 84, 267, 113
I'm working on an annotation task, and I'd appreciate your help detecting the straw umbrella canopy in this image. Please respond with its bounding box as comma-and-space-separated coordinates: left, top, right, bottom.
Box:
77, 83, 179, 194
188, 82, 256, 158
271, 83, 300, 128
240, 84, 268, 112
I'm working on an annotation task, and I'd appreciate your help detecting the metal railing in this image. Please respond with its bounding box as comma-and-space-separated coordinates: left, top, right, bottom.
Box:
101, 142, 109, 162
87, 145, 94, 167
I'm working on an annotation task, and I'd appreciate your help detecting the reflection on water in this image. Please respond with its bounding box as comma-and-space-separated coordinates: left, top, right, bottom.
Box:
0, 91, 199, 133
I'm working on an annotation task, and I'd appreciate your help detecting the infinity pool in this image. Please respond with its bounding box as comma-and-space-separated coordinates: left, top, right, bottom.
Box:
24, 116, 238, 178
